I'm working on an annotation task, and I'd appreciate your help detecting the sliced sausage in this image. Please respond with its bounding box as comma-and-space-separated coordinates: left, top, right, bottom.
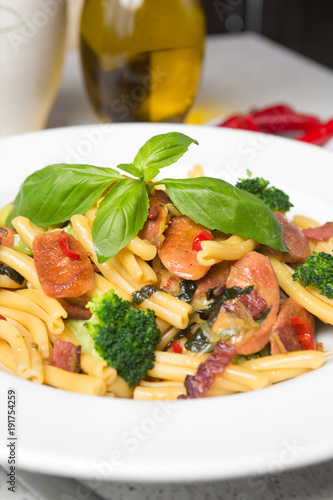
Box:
158, 216, 211, 281
270, 297, 315, 355
0, 226, 16, 248
33, 231, 96, 297
212, 251, 280, 355
303, 222, 333, 242
268, 212, 310, 263
193, 260, 233, 299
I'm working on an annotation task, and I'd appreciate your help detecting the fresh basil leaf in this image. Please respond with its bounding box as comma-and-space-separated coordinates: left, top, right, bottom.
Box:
117, 163, 142, 178
12, 164, 122, 226
92, 178, 149, 263
161, 177, 288, 252
133, 132, 198, 182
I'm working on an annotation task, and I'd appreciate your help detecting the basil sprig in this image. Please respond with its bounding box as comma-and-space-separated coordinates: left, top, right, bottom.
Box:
10, 131, 287, 263
160, 177, 288, 252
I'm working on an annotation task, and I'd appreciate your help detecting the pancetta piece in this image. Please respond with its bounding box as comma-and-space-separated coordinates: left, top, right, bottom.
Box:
212, 251, 280, 355
51, 339, 81, 373
270, 297, 315, 354
158, 215, 212, 281
180, 341, 236, 399
63, 305, 92, 321
139, 190, 171, 249
303, 222, 333, 242
33, 231, 96, 297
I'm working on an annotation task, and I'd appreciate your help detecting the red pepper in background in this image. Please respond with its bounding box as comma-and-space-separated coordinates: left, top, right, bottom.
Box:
58, 230, 81, 261
192, 230, 213, 252
251, 104, 294, 118
218, 114, 245, 129
297, 119, 333, 146
291, 317, 316, 350
172, 340, 184, 354
243, 114, 260, 131
252, 113, 321, 134
216, 103, 333, 146
0, 314, 7, 321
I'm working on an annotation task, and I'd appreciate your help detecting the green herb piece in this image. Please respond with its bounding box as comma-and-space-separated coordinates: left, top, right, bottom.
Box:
133, 132, 198, 182
11, 164, 122, 226
160, 177, 288, 252
198, 285, 254, 326
185, 326, 215, 353
177, 280, 197, 303
0, 264, 25, 285
92, 178, 149, 263
132, 285, 159, 305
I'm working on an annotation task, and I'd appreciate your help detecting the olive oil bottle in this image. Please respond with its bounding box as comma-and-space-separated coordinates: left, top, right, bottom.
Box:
80, 0, 206, 123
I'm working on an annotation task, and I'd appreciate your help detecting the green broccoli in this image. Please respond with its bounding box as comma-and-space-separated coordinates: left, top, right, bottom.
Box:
84, 289, 160, 387
236, 171, 293, 214
292, 251, 333, 299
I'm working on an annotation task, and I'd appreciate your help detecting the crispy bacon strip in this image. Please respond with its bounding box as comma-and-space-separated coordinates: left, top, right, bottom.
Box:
303, 222, 333, 242
139, 190, 171, 249
63, 305, 92, 321
51, 339, 81, 373
33, 231, 95, 298
180, 341, 236, 399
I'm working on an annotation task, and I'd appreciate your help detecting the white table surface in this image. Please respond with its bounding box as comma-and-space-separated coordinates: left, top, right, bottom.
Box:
2, 32, 333, 500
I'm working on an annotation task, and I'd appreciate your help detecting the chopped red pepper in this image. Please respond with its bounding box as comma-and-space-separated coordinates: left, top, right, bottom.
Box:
58, 231, 81, 261
297, 119, 333, 146
172, 340, 184, 354
192, 230, 213, 252
251, 104, 294, 118
291, 317, 316, 350
243, 114, 260, 131
218, 114, 245, 129
0, 314, 7, 321
253, 113, 321, 134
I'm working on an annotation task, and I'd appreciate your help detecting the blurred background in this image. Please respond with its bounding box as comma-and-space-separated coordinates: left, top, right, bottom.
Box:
68, 0, 333, 69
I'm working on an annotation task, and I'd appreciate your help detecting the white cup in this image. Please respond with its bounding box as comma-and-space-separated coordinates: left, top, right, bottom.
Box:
0, 0, 67, 137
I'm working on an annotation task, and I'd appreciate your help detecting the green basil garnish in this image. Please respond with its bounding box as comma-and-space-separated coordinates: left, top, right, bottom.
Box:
132, 285, 159, 305
177, 280, 197, 303
161, 177, 288, 252
9, 131, 289, 263
11, 164, 122, 227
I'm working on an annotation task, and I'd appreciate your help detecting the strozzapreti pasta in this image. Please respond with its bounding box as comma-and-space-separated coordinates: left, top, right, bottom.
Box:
0, 132, 331, 399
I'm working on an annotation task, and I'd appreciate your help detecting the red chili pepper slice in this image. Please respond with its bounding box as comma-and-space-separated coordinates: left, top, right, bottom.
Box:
58, 231, 81, 261
251, 104, 294, 118
172, 340, 184, 354
291, 317, 316, 350
192, 230, 213, 252
297, 119, 333, 146
243, 114, 260, 131
252, 113, 321, 134
218, 114, 245, 129
0, 314, 7, 321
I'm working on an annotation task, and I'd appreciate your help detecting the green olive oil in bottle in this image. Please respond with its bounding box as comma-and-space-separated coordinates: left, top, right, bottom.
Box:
80, 0, 206, 123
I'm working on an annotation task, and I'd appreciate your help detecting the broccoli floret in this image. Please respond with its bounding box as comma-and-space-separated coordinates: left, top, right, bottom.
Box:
85, 290, 160, 387
236, 172, 293, 214
292, 251, 333, 299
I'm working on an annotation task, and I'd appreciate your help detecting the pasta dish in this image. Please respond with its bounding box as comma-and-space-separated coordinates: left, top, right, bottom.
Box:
0, 132, 332, 400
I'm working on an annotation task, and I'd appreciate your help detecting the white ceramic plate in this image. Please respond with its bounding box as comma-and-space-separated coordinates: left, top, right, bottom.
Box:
0, 123, 333, 483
